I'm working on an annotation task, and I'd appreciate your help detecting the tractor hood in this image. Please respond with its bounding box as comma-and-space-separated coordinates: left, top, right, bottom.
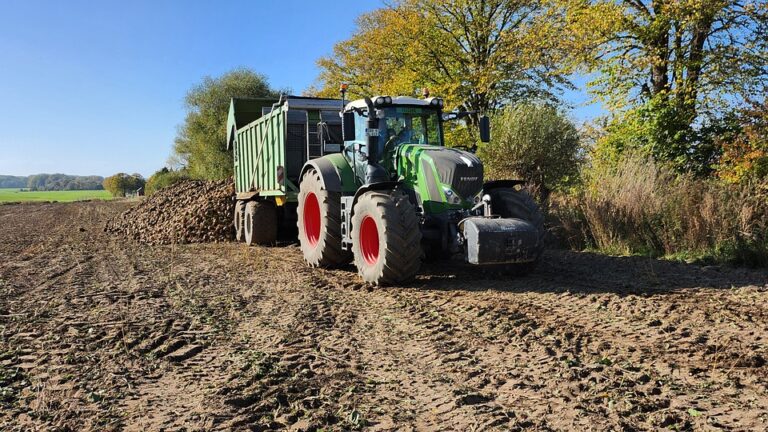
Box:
399, 145, 483, 212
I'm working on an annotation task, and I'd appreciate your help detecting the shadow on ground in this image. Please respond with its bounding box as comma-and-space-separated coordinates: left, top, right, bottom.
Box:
416, 249, 768, 295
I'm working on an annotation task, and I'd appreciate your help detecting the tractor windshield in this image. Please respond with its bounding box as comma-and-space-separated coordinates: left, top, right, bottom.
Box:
380, 106, 442, 153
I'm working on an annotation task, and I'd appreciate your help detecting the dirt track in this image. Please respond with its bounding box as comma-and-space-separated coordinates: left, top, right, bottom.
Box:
1, 201, 767, 431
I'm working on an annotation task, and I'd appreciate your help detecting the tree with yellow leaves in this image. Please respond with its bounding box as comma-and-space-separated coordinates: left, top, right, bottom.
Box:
314, 0, 570, 129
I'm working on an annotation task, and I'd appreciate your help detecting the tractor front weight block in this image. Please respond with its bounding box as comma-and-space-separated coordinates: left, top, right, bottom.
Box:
462, 218, 540, 265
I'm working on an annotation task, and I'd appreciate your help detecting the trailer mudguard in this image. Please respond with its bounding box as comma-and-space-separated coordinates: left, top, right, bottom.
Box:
299, 154, 357, 194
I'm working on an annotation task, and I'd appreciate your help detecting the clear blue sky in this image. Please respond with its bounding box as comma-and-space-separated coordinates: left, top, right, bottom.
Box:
0, 0, 601, 178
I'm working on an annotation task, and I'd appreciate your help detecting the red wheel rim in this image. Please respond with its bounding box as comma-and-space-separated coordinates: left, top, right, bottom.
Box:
359, 215, 379, 265
303, 192, 321, 247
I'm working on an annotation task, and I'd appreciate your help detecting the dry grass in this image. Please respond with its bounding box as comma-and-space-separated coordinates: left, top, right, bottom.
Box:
550, 154, 768, 266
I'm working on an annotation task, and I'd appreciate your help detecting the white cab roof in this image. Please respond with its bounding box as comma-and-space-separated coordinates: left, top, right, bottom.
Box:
345, 96, 435, 111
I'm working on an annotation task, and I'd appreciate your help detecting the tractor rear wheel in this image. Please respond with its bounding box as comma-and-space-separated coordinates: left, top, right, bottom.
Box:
488, 187, 545, 274
351, 190, 422, 285
234, 201, 246, 242
297, 169, 351, 266
244, 200, 277, 246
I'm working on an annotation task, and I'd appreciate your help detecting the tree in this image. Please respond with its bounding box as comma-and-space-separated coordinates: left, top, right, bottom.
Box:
477, 103, 582, 199
173, 68, 278, 180
314, 0, 571, 130
103, 173, 145, 197
556, 0, 768, 172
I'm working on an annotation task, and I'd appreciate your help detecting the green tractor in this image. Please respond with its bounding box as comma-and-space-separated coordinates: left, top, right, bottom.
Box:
295, 88, 545, 285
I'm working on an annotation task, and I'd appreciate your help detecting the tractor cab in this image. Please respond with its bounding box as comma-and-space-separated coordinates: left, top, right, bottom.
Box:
341, 96, 446, 182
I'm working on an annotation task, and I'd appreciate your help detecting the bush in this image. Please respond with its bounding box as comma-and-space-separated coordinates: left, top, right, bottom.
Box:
478, 103, 582, 199
553, 153, 768, 267
145, 168, 190, 195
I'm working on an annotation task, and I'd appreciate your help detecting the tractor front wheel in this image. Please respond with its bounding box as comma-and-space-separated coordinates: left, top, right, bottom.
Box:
244, 200, 277, 246
351, 190, 422, 285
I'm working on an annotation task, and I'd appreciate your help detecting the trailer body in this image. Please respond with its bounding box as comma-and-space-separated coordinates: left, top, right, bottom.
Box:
226, 96, 344, 202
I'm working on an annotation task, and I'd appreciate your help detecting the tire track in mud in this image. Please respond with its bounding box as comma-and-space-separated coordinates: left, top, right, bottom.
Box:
347, 289, 519, 431
376, 258, 768, 431
209, 254, 367, 430
1, 203, 136, 429
3, 202, 768, 431
1, 203, 215, 430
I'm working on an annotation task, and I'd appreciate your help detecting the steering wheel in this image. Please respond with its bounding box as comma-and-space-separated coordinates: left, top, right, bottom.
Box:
384, 128, 406, 149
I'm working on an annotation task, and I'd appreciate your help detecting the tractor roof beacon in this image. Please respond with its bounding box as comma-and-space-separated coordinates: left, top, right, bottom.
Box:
229, 86, 546, 285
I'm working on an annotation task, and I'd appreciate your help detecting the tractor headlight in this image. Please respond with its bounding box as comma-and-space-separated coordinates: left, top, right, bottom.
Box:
374, 96, 392, 106
429, 97, 444, 108
444, 188, 461, 204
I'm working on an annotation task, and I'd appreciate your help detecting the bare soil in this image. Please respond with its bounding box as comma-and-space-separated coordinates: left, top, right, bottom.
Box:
1, 201, 767, 431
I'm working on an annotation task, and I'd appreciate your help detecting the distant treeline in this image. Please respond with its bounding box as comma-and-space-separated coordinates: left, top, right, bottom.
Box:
0, 174, 105, 191
0, 175, 27, 188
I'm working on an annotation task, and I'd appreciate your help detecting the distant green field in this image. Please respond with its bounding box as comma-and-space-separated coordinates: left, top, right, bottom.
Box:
0, 188, 113, 203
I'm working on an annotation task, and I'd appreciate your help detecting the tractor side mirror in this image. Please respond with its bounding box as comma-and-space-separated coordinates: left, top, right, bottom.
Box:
479, 115, 491, 143
343, 112, 356, 141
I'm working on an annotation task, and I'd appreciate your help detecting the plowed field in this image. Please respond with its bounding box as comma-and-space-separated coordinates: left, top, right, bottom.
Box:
1, 201, 766, 431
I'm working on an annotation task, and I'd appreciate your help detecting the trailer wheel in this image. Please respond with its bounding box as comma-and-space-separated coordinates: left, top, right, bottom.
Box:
351, 190, 422, 285
244, 201, 277, 246
234, 201, 246, 242
488, 188, 545, 274
297, 169, 351, 266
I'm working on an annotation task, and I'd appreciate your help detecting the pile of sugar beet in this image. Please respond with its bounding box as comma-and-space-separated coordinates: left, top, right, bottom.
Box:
105, 179, 235, 245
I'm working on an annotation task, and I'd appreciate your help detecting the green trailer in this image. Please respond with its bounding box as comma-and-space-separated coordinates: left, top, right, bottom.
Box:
227, 96, 345, 244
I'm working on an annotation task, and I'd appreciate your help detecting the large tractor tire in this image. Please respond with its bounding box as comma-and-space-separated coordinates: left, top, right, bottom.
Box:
351, 190, 422, 285
244, 200, 277, 246
297, 169, 351, 267
488, 187, 545, 275
234, 201, 246, 242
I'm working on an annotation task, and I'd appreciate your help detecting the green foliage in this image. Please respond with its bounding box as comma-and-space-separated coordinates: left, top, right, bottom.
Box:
593, 95, 740, 175
477, 103, 582, 196
102, 173, 145, 197
173, 68, 278, 180
145, 167, 190, 195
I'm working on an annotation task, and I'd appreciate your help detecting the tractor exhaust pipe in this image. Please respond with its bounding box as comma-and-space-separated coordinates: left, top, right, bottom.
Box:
363, 97, 388, 184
